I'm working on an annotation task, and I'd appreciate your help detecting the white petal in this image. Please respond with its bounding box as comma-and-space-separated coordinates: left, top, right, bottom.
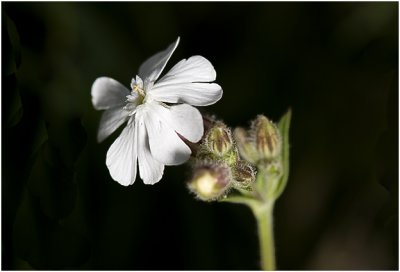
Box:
106, 123, 137, 186
97, 107, 129, 142
144, 103, 192, 165
91, 77, 130, 110
136, 116, 164, 184
138, 37, 180, 83
153, 103, 203, 143
155, 56, 216, 86
150, 82, 223, 106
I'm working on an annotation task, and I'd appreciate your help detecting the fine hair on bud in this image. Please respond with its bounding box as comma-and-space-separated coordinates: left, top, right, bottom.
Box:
232, 161, 256, 190
233, 127, 259, 165
204, 121, 233, 157
251, 115, 282, 161
187, 161, 232, 202
202, 114, 218, 135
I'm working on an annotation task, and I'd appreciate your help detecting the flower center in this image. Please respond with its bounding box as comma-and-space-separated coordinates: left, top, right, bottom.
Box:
123, 76, 147, 115
133, 83, 146, 98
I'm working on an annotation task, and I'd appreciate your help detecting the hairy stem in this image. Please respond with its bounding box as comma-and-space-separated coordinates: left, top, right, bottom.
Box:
253, 203, 276, 270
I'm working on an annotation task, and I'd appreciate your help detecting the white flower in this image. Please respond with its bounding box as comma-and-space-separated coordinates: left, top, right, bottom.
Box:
91, 37, 222, 186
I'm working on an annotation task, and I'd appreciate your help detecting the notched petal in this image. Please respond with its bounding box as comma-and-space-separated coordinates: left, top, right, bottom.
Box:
106, 123, 138, 186
151, 82, 223, 106
155, 55, 217, 86
136, 118, 164, 184
158, 104, 204, 143
97, 107, 129, 143
138, 37, 180, 83
91, 77, 130, 110
144, 104, 192, 165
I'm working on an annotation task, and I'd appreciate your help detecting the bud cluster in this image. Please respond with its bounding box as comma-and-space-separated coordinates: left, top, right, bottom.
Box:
187, 118, 256, 201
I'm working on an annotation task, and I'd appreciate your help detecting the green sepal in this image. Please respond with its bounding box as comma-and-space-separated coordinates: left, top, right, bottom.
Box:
274, 108, 292, 199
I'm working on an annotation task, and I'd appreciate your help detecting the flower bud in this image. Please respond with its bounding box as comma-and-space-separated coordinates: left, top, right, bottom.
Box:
205, 122, 233, 157
233, 127, 259, 164
188, 163, 231, 201
232, 161, 256, 190
252, 115, 281, 160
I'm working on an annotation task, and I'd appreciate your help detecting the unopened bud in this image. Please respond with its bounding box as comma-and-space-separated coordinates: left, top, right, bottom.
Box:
233, 127, 259, 164
232, 161, 256, 190
205, 122, 233, 157
252, 115, 281, 160
188, 164, 231, 201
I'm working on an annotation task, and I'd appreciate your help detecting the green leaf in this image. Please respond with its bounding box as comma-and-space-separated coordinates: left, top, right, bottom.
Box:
274, 109, 292, 198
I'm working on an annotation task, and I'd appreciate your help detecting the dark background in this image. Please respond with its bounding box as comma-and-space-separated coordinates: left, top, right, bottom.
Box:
2, 2, 398, 270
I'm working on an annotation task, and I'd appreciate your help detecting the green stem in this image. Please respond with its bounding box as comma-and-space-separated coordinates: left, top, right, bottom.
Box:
253, 203, 276, 270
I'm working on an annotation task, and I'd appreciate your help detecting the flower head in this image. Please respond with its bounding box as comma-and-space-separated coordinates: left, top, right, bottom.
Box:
91, 37, 222, 186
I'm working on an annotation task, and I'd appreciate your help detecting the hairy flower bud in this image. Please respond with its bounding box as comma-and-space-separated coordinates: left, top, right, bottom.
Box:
233, 127, 259, 164
252, 115, 281, 160
205, 122, 233, 157
232, 161, 256, 190
188, 163, 231, 201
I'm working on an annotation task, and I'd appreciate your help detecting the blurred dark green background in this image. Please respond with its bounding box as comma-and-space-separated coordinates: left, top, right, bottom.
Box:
2, 2, 398, 270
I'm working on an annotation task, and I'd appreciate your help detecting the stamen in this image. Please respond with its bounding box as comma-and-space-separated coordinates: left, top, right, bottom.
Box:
133, 84, 145, 97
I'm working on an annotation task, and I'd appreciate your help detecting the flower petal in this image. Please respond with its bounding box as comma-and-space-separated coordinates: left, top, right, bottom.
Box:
144, 103, 192, 165
91, 77, 130, 110
138, 37, 180, 83
155, 56, 216, 86
106, 123, 137, 186
153, 103, 203, 143
97, 107, 129, 142
150, 82, 222, 106
136, 117, 164, 184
